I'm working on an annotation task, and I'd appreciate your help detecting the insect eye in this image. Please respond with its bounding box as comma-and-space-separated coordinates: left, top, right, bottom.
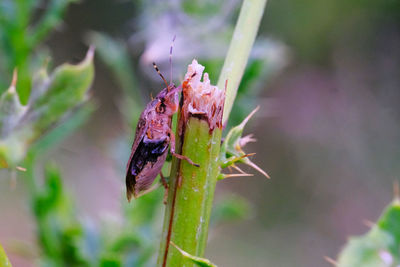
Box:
156, 102, 166, 113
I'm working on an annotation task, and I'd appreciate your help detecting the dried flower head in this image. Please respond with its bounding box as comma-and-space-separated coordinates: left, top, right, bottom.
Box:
181, 59, 225, 130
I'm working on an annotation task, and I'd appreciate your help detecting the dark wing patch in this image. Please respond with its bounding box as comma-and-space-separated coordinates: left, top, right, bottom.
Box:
126, 137, 168, 201
132, 117, 147, 152
130, 138, 168, 176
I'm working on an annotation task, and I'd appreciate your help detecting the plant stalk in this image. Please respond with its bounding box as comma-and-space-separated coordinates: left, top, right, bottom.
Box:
217, 0, 268, 124
158, 0, 268, 265
158, 117, 222, 266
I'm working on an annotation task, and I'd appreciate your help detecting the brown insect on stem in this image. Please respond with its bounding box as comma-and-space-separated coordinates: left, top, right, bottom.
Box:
125, 37, 198, 202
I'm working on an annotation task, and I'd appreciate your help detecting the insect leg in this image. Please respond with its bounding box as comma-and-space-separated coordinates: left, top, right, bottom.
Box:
169, 132, 200, 167
160, 172, 169, 204
160, 172, 168, 188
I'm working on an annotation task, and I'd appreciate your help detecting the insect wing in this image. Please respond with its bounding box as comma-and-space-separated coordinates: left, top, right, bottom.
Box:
126, 111, 148, 201
133, 145, 168, 196
125, 101, 154, 172
126, 135, 169, 200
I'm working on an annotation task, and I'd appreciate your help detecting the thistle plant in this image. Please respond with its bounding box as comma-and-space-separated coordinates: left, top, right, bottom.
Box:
0, 48, 95, 169
1, 0, 272, 264
157, 0, 268, 265
0, 49, 95, 265
336, 195, 400, 267
1, 1, 394, 266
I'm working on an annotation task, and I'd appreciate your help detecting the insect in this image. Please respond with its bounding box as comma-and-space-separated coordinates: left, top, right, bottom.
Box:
125, 40, 198, 201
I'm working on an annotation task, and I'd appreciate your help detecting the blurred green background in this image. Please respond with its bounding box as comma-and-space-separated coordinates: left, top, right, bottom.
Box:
1, 0, 399, 266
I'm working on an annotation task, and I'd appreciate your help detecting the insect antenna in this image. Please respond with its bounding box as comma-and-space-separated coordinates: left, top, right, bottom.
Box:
169, 35, 176, 89
152, 62, 169, 89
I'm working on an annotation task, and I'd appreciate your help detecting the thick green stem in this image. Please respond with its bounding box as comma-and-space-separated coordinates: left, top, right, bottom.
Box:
217, 0, 268, 124
158, 0, 267, 265
158, 117, 222, 266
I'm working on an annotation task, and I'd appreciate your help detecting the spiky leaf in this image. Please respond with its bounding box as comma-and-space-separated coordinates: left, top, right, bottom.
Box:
337, 199, 400, 267
0, 47, 94, 168
219, 106, 269, 179
170, 242, 217, 267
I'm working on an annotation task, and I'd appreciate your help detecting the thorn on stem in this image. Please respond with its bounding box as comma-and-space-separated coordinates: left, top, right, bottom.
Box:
221, 173, 254, 180
324, 256, 337, 266
11, 69, 18, 88
238, 106, 260, 129
232, 164, 246, 174
246, 160, 270, 179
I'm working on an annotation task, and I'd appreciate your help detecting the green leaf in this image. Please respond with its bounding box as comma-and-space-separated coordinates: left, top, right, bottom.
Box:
0, 242, 12, 267
337, 199, 400, 267
219, 106, 269, 179
0, 70, 26, 138
170, 242, 217, 267
0, 71, 27, 167
30, 46, 94, 132
0, 47, 95, 168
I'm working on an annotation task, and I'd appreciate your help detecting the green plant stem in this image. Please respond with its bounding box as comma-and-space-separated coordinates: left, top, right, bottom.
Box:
217, 0, 268, 124
158, 117, 222, 266
158, 0, 267, 265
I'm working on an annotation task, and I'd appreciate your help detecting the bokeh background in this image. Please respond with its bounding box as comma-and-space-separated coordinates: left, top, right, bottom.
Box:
1, 0, 400, 266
